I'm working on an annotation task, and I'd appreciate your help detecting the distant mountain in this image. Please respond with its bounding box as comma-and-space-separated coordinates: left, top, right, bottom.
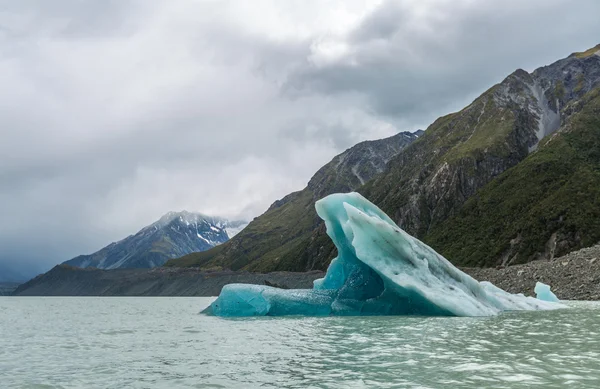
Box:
12, 266, 323, 296
166, 131, 422, 271
64, 211, 247, 269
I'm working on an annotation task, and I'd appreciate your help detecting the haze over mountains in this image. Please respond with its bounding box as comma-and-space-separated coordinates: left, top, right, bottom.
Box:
0, 265, 27, 283
168, 131, 423, 271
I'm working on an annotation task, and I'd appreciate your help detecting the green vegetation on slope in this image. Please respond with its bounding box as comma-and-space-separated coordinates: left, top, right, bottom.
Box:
418, 93, 519, 163
425, 87, 600, 267
572, 44, 600, 59
361, 77, 537, 238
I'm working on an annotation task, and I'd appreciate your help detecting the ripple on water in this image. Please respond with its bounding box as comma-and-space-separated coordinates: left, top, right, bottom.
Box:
1, 298, 600, 388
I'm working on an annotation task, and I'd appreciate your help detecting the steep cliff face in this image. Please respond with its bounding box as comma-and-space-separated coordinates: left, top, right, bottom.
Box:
427, 86, 600, 267
307, 132, 423, 199
165, 131, 421, 271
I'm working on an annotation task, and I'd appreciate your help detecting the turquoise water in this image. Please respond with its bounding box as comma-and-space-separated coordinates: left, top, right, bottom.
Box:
1, 297, 599, 388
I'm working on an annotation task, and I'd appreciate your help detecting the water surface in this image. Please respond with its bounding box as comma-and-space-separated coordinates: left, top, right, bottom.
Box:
1, 297, 599, 388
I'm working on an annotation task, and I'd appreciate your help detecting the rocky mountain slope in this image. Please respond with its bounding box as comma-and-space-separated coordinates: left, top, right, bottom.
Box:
362, 44, 600, 266
64, 211, 247, 269
364, 45, 600, 235
427, 85, 600, 266
166, 131, 421, 271
169, 44, 600, 273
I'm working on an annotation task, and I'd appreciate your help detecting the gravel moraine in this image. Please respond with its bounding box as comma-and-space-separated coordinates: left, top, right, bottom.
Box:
463, 244, 600, 301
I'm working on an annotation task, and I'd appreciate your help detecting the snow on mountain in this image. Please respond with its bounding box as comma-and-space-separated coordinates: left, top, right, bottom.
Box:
63, 211, 247, 269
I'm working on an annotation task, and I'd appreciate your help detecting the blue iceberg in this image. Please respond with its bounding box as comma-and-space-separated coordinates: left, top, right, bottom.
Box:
205, 193, 563, 317
535, 282, 560, 302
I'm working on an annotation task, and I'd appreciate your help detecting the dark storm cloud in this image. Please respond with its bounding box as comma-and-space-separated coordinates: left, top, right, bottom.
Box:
0, 0, 599, 280
284, 0, 600, 126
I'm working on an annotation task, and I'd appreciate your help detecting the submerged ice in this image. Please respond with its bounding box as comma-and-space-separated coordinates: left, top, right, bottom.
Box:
205, 193, 563, 317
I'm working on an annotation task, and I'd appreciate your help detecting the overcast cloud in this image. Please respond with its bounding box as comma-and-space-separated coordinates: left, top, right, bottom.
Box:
1, 0, 599, 278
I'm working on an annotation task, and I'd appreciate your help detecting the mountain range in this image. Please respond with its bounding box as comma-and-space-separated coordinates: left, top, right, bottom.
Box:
11, 44, 600, 296
64, 211, 247, 269
167, 43, 600, 272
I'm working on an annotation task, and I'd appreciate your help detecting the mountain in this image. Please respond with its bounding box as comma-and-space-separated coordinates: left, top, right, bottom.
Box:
364, 43, 600, 267
363, 43, 600, 237
426, 83, 600, 266
166, 131, 422, 271
64, 211, 247, 269
168, 44, 600, 273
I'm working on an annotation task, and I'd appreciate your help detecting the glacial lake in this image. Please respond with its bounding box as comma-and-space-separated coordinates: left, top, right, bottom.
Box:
1, 297, 599, 388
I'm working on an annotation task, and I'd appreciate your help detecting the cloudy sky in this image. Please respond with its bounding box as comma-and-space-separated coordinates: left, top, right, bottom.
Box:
1, 0, 599, 278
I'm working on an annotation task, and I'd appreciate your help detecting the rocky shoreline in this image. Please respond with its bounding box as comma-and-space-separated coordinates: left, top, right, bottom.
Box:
463, 244, 600, 300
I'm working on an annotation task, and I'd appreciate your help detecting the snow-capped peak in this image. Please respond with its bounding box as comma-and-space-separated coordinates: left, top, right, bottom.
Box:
153, 210, 247, 238
63, 211, 248, 270
156, 210, 206, 228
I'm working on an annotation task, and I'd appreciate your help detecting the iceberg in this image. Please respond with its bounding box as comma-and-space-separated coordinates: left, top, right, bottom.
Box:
534, 281, 560, 302
205, 193, 563, 317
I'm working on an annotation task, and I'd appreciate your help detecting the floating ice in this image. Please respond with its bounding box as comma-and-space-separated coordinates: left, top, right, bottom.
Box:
205, 193, 564, 317
534, 281, 560, 302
